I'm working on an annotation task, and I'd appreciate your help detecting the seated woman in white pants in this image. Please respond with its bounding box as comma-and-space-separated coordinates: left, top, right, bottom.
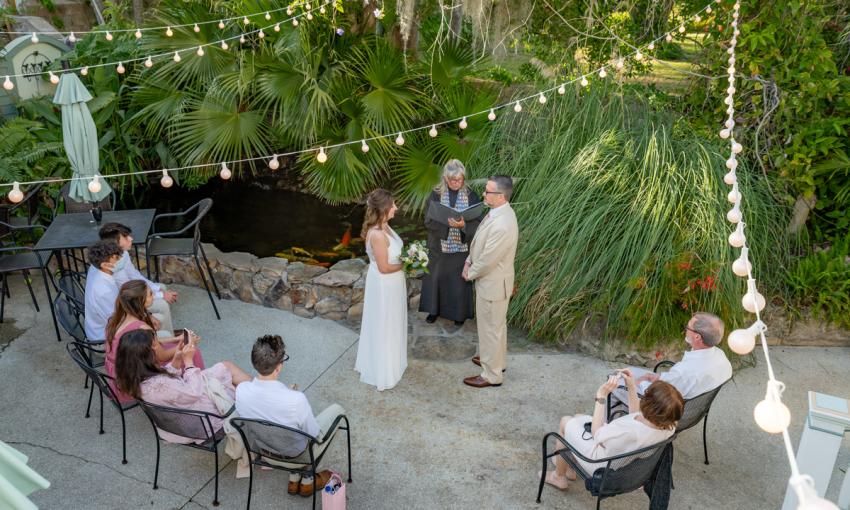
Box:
542, 371, 684, 490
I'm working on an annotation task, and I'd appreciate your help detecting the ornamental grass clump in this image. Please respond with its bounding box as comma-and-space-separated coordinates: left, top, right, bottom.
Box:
468, 87, 790, 347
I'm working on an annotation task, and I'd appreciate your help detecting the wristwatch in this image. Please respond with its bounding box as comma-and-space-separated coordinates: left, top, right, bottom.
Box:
595, 397, 606, 405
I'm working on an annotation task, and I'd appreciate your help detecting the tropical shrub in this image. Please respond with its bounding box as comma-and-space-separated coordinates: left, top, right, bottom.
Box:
786, 236, 850, 328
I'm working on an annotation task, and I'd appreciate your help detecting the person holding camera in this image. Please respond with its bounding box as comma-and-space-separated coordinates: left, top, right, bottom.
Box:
541, 370, 683, 491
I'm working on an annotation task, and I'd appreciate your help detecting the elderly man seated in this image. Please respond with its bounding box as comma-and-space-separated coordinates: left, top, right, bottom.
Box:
611, 312, 733, 408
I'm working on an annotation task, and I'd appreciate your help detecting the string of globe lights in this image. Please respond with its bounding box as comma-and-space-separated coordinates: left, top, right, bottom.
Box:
0, 0, 318, 39
3, 0, 732, 201
1, 1, 332, 87
719, 3, 837, 509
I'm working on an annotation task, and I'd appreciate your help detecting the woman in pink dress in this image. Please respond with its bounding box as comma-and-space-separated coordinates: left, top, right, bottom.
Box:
104, 280, 205, 403
115, 328, 251, 443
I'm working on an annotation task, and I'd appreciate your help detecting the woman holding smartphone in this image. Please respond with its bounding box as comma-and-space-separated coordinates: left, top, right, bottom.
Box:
104, 280, 205, 403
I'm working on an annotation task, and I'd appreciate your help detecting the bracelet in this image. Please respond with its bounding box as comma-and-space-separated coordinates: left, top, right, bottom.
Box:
594, 397, 606, 405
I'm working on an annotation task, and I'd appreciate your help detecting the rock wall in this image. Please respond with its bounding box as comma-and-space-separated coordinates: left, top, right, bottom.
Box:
150, 243, 422, 324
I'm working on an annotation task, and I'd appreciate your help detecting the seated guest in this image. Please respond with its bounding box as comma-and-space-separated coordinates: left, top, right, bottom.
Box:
104, 280, 205, 403
115, 329, 251, 444
612, 312, 732, 407
542, 372, 683, 490
99, 222, 178, 335
235, 335, 346, 497
84, 241, 124, 341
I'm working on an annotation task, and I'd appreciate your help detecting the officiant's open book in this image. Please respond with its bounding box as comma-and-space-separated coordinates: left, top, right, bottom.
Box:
426, 201, 486, 225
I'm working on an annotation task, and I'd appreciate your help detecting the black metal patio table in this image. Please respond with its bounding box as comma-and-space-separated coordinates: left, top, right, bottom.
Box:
34, 209, 156, 274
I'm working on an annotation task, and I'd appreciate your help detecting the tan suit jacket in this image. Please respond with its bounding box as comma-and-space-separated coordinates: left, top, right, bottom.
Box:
467, 204, 519, 301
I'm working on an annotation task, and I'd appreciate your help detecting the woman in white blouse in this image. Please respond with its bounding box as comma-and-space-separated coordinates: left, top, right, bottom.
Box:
542, 370, 684, 490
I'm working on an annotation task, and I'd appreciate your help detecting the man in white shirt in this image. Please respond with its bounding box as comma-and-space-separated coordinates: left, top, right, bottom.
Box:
83, 241, 124, 341
611, 312, 733, 406
235, 335, 346, 497
98, 223, 177, 334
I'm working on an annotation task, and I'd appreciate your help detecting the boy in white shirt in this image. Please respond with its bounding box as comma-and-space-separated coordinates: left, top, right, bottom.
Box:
98, 222, 177, 334
83, 241, 124, 341
235, 335, 346, 497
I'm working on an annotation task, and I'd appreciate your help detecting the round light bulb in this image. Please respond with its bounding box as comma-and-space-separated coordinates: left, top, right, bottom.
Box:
220, 162, 232, 180
160, 170, 173, 188
173, 51, 181, 62
221, 40, 229, 50
720, 128, 730, 139
197, 46, 205, 56
395, 133, 404, 146
80, 66, 89, 76
727, 203, 742, 224
219, 20, 225, 29
557, 84, 565, 95
729, 223, 746, 248
706, 6, 712, 13
8, 182, 23, 203
105, 31, 113, 41
727, 186, 741, 204
724, 96, 733, 106
306, 3, 312, 9
49, 71, 59, 84
725, 118, 735, 128
616, 58, 624, 69
728, 86, 736, 95
88, 175, 102, 193
724, 170, 737, 185
459, 117, 468, 129
743, 290, 766, 313
732, 247, 752, 277
31, 33, 39, 44
274, 23, 281, 32
678, 25, 686, 33
732, 141, 743, 154
116, 62, 125, 74
666, 34, 673, 43
580, 76, 589, 87
135, 29, 142, 39
732, 11, 738, 19
513, 101, 522, 112
166, 26, 173, 37
3, 76, 14, 91
635, 50, 643, 61
429, 125, 438, 137
598, 68, 607, 78
727, 328, 756, 355
69, 32, 77, 43
307, 12, 313, 20
726, 156, 738, 170
790, 475, 841, 510
193, 23, 200, 33
754, 398, 790, 434
287, 6, 293, 15
258, 29, 265, 38
240, 34, 246, 43
488, 109, 496, 121
538, 93, 547, 104
316, 147, 327, 163
361, 140, 369, 153
243, 16, 250, 25
268, 155, 280, 170
293, 18, 299, 27
695, 14, 701, 22
265, 11, 271, 20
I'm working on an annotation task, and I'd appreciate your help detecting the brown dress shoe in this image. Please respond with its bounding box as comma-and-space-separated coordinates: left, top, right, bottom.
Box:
471, 356, 506, 373
288, 480, 300, 495
463, 375, 502, 388
300, 470, 333, 497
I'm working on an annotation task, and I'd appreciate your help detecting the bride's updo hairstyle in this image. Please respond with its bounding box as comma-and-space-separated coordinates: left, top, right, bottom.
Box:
361, 188, 395, 238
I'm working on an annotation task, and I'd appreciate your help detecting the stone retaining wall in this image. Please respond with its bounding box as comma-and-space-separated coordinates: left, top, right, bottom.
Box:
149, 243, 421, 324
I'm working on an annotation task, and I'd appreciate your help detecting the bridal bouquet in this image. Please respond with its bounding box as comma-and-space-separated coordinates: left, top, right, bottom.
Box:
401, 240, 429, 276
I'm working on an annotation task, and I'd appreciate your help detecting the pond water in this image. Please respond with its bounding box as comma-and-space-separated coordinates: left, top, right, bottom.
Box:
122, 177, 427, 264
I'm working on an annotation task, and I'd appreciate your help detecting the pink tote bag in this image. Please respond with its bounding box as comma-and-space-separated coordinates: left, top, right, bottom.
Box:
321, 471, 346, 510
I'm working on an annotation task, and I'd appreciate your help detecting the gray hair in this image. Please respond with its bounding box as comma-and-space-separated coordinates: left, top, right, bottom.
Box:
692, 312, 724, 347
488, 175, 513, 201
435, 159, 468, 195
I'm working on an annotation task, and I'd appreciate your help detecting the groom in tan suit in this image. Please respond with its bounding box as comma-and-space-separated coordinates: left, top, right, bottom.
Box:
462, 175, 519, 388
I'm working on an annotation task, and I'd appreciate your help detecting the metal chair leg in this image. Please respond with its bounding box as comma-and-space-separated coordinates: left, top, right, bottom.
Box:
83, 373, 88, 389
703, 414, 710, 465
245, 462, 253, 510
0, 273, 6, 322
596, 496, 602, 510
145, 250, 152, 280
536, 436, 547, 503
153, 439, 160, 490
194, 254, 220, 320
212, 449, 220, 506
199, 244, 221, 299
345, 419, 352, 483
311, 466, 317, 510
120, 408, 128, 464
22, 270, 39, 312
98, 389, 105, 434
40, 267, 61, 342
85, 381, 95, 418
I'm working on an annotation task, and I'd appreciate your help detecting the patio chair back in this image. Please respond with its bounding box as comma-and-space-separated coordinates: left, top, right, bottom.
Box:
54, 293, 86, 343
55, 271, 86, 311
58, 182, 116, 215
677, 381, 728, 433
232, 418, 316, 462
137, 400, 219, 442
595, 439, 672, 497
66, 342, 117, 401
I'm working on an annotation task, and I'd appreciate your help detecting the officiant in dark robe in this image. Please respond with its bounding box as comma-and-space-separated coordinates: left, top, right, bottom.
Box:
420, 159, 483, 326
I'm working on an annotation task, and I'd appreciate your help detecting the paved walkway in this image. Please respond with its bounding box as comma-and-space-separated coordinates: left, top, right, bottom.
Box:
1, 275, 849, 509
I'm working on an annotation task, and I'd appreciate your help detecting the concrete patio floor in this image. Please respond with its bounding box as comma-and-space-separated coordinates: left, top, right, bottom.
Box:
1, 275, 849, 509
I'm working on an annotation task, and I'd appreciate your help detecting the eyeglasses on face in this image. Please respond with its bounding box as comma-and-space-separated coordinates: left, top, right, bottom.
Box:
281, 353, 290, 362
483, 190, 503, 196
684, 326, 701, 337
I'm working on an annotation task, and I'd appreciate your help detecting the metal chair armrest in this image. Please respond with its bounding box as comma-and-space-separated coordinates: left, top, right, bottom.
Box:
319, 414, 350, 444
546, 431, 670, 464
654, 360, 676, 373
0, 220, 44, 232
151, 202, 203, 234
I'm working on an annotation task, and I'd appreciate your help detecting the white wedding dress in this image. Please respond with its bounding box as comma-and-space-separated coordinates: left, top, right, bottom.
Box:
355, 227, 408, 391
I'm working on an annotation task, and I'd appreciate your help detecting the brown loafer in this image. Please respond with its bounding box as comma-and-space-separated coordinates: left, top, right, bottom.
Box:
463, 375, 502, 388
471, 356, 506, 373
288, 480, 300, 495
300, 470, 333, 497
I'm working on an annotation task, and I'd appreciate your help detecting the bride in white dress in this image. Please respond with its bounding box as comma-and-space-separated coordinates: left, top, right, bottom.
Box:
355, 189, 408, 391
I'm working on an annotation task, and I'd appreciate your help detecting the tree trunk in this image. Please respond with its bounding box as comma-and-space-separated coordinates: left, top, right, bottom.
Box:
788, 194, 816, 234
132, 0, 144, 26
450, 0, 463, 42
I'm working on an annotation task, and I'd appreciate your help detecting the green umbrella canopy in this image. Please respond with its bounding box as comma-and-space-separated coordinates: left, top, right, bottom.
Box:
52, 73, 110, 203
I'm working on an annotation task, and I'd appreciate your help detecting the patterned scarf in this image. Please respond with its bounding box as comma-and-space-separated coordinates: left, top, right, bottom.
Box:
440, 189, 470, 253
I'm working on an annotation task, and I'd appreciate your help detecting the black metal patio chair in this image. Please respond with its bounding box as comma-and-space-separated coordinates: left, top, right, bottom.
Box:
145, 198, 220, 319
537, 432, 674, 509
66, 342, 138, 464
0, 236, 61, 342
231, 415, 353, 510
54, 287, 103, 415
53, 270, 86, 315
137, 400, 233, 506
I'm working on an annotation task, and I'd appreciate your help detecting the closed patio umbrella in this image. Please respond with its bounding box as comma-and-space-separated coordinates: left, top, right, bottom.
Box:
52, 72, 110, 203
